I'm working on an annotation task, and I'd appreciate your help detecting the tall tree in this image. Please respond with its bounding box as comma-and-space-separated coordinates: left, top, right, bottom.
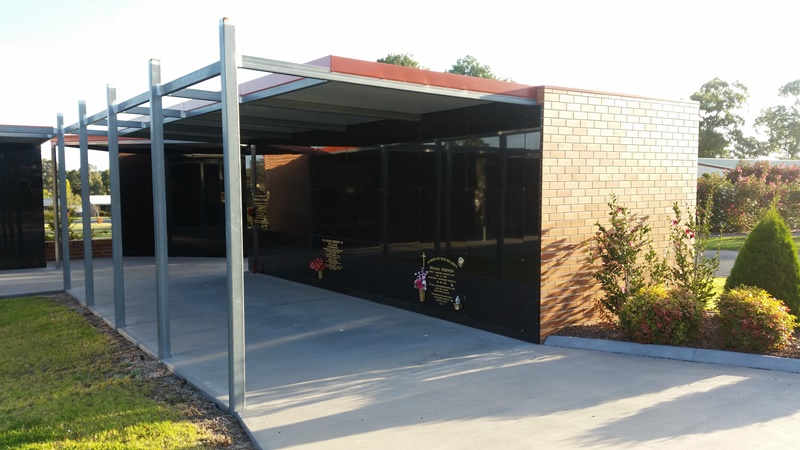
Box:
755, 79, 800, 159
377, 53, 423, 69
65, 170, 81, 196
100, 169, 111, 194
447, 55, 497, 79
41, 158, 54, 197
690, 78, 758, 158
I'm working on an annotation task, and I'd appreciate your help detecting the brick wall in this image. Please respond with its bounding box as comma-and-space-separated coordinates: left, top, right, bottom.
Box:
45, 239, 113, 261
537, 86, 699, 340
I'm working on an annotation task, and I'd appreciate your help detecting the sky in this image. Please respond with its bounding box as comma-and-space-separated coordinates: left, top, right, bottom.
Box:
2, 0, 798, 169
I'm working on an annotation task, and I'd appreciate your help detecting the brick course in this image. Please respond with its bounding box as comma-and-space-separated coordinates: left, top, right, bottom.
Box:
537, 86, 699, 341
45, 239, 113, 261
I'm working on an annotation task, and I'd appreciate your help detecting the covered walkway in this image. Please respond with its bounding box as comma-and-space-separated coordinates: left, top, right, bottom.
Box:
3, 258, 800, 448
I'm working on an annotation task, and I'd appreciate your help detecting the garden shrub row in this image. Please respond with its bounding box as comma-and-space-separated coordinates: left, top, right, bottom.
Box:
590, 195, 799, 353
699, 161, 800, 232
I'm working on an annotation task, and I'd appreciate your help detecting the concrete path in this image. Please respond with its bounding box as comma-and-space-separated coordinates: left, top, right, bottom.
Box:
4, 258, 800, 448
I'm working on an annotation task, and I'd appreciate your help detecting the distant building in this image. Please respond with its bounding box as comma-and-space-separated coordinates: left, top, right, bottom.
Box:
698, 158, 800, 177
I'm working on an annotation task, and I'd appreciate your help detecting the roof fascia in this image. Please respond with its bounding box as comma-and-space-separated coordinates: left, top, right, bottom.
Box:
240, 55, 537, 107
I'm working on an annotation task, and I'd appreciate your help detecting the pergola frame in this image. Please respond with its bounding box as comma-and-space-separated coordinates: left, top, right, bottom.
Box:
54, 18, 537, 413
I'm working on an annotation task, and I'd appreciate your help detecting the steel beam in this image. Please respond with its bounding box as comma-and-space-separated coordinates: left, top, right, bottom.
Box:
125, 106, 185, 118
150, 59, 171, 359
160, 61, 221, 96
78, 101, 95, 306
220, 17, 246, 413
86, 110, 108, 126
169, 89, 222, 102
116, 92, 150, 114
108, 84, 126, 329
94, 119, 148, 129
56, 114, 71, 289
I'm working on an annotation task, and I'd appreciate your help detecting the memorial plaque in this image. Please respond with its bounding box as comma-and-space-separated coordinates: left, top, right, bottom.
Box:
424, 254, 463, 309
323, 238, 344, 270
253, 192, 270, 230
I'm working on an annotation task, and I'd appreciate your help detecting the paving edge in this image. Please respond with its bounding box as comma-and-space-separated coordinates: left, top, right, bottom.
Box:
544, 335, 800, 374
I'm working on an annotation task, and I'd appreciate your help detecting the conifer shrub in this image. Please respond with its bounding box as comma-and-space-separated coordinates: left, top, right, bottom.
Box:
724, 209, 800, 316
618, 285, 703, 346
717, 286, 798, 353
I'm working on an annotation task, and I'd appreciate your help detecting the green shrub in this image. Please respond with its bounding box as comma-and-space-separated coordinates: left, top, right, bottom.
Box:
666, 201, 719, 308
717, 286, 798, 353
724, 208, 800, 316
618, 285, 704, 346
588, 195, 667, 317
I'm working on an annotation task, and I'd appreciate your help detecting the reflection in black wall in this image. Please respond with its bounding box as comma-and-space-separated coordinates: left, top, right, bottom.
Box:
256, 131, 542, 342
120, 154, 227, 257
0, 144, 45, 269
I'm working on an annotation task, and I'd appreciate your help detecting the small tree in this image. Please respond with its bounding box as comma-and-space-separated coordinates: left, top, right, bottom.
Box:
588, 194, 668, 317
665, 201, 720, 308
725, 208, 800, 315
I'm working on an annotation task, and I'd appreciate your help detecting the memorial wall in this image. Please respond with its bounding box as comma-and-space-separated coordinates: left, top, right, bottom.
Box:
250, 131, 542, 341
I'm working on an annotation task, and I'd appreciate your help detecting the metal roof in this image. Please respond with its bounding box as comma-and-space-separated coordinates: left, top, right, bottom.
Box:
67, 55, 538, 148
0, 125, 54, 145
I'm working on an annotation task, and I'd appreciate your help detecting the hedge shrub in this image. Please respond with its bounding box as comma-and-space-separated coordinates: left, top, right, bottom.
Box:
717, 286, 798, 353
618, 285, 704, 346
698, 161, 800, 232
724, 208, 800, 316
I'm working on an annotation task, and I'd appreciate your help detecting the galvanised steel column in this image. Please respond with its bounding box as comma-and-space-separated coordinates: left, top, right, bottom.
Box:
220, 17, 245, 413
57, 114, 71, 289
149, 59, 170, 359
107, 84, 126, 328
78, 101, 95, 306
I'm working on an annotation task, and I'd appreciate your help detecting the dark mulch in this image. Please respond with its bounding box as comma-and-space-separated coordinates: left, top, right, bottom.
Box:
553, 311, 800, 359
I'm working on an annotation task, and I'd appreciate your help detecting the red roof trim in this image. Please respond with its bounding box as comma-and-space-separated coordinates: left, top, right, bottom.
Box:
328, 56, 538, 99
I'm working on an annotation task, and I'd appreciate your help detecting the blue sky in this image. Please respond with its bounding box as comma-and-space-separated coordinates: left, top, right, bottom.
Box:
2, 0, 798, 168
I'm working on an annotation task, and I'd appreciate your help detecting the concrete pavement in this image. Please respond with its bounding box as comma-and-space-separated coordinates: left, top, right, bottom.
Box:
3, 257, 800, 448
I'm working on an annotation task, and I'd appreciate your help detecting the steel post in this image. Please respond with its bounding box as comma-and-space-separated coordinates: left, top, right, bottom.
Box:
56, 114, 71, 289
220, 17, 246, 413
107, 84, 126, 328
78, 101, 94, 306
149, 59, 171, 359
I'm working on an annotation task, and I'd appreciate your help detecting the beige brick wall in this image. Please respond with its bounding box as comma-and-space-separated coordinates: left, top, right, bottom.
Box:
536, 86, 699, 340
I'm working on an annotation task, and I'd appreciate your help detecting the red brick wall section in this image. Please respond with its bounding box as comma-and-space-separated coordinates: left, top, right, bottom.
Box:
45, 239, 113, 261
537, 87, 700, 341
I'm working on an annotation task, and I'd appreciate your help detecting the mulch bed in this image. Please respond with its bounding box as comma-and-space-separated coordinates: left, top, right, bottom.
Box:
553, 311, 800, 360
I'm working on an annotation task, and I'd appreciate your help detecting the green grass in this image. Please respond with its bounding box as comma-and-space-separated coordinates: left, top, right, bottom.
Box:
707, 277, 726, 311
0, 296, 211, 449
707, 234, 800, 251
45, 219, 112, 241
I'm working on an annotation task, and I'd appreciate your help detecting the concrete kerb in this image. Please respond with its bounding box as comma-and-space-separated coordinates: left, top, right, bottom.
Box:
545, 335, 800, 374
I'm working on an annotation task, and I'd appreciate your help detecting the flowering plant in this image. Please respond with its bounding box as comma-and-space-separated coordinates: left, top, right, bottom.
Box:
587, 194, 667, 317
309, 257, 325, 272
414, 267, 428, 291
665, 201, 719, 307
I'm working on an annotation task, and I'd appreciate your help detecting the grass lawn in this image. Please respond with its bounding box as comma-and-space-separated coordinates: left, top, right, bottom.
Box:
0, 296, 214, 448
707, 234, 800, 251
45, 219, 112, 241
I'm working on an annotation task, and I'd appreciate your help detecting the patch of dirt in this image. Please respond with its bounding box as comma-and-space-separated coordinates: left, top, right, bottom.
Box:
553, 311, 800, 359
45, 292, 256, 449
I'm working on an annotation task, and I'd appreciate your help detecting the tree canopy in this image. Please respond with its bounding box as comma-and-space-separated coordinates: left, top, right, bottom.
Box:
43, 159, 110, 198
377, 53, 423, 69
690, 78, 759, 158
755, 79, 800, 159
446, 55, 497, 79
